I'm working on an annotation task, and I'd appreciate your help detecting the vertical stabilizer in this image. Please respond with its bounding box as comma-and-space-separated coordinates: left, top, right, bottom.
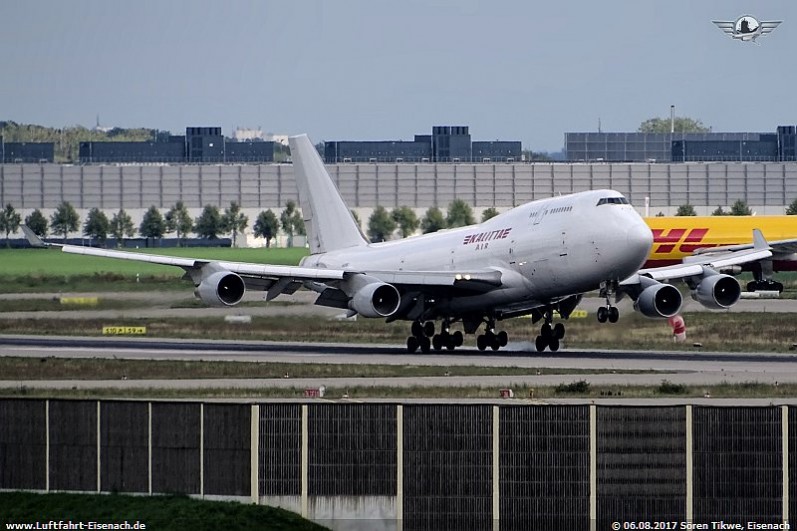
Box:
289, 134, 369, 254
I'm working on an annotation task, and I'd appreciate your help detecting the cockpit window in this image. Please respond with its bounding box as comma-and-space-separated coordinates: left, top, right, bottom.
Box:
596, 197, 629, 206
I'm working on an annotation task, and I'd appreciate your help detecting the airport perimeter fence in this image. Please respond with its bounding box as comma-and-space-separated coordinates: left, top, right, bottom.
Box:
0, 398, 795, 531
2, 162, 797, 213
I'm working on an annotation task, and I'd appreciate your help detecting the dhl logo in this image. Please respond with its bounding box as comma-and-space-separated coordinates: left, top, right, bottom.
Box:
650, 228, 719, 255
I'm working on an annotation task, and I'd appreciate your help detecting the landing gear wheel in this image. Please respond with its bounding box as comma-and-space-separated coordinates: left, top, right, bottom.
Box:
490, 333, 500, 351
597, 307, 608, 323
553, 323, 565, 340
419, 336, 431, 354
406, 336, 419, 353
423, 321, 435, 337
535, 335, 547, 352
452, 331, 464, 347
608, 307, 619, 323
477, 334, 487, 351
411, 321, 423, 337
432, 334, 443, 351
497, 331, 508, 347
541, 323, 552, 339
549, 338, 560, 352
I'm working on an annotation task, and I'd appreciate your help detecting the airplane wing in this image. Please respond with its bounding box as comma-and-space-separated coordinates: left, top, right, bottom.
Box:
692, 236, 797, 257
711, 21, 736, 36
21, 226, 504, 307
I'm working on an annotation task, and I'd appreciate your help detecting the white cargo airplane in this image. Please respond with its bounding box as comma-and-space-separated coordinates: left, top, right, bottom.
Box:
22, 135, 772, 353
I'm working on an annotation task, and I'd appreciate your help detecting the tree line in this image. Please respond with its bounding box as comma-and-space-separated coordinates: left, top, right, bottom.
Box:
5, 197, 797, 248
0, 201, 306, 248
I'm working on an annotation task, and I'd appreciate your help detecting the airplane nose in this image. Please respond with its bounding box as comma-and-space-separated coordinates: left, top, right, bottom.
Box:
626, 222, 653, 261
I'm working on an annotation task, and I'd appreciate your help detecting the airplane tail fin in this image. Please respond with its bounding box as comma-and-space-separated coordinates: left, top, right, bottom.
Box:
289, 134, 369, 254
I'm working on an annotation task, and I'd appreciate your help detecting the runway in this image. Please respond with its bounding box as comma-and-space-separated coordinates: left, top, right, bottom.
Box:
3, 335, 797, 390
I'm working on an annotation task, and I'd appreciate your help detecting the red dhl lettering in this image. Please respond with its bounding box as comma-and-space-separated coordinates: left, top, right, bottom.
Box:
463, 227, 511, 245
651, 228, 714, 255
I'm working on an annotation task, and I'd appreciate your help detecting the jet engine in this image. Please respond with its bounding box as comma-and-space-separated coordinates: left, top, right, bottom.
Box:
690, 274, 741, 309
633, 282, 682, 318
348, 281, 401, 318
195, 271, 246, 307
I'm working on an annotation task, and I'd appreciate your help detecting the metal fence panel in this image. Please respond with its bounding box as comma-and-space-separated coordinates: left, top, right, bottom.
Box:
203, 404, 250, 496
500, 405, 589, 531
100, 401, 148, 493
49, 400, 97, 492
0, 399, 46, 490
151, 402, 201, 495
308, 404, 396, 496
403, 405, 492, 531
693, 406, 781, 523
259, 403, 301, 496
597, 407, 686, 526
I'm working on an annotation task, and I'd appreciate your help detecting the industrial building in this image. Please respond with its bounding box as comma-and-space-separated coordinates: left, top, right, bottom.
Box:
324, 125, 522, 163
0, 137, 54, 163
78, 126, 275, 163
565, 125, 797, 163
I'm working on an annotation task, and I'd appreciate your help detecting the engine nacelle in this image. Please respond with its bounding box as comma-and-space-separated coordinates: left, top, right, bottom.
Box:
348, 281, 401, 318
633, 283, 682, 318
195, 271, 246, 307
691, 274, 741, 309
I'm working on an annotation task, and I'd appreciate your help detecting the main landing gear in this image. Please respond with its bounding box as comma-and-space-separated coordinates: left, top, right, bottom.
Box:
406, 320, 464, 353
476, 319, 508, 352
747, 279, 784, 293
535, 310, 565, 352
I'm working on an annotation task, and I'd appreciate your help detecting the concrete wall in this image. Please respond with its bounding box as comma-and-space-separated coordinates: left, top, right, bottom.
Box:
2, 162, 796, 246
3, 399, 797, 529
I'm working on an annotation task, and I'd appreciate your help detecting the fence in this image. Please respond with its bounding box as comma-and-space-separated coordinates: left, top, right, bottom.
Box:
1, 399, 795, 530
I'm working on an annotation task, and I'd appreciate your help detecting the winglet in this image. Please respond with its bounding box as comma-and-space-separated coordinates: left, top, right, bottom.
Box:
20, 225, 55, 248
753, 229, 770, 250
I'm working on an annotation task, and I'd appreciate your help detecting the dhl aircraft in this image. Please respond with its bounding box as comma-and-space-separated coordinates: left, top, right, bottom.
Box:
22, 135, 771, 353
644, 216, 797, 292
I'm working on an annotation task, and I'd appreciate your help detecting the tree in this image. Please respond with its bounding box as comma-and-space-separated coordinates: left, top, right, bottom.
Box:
638, 116, 710, 133
391, 206, 419, 238
446, 199, 475, 228
421, 207, 446, 234
221, 202, 249, 247
711, 205, 727, 216
139, 205, 167, 242
194, 204, 222, 240
481, 207, 499, 222
109, 209, 135, 247
368, 206, 397, 242
82, 207, 110, 246
675, 204, 697, 216
25, 209, 48, 237
165, 201, 193, 247
730, 199, 752, 216
253, 209, 280, 248
280, 200, 305, 247
50, 202, 79, 242
787, 199, 797, 215
351, 210, 362, 229
0, 204, 21, 246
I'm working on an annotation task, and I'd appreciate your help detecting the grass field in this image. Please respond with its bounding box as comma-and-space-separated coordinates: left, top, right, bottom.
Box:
0, 492, 327, 531
0, 247, 309, 292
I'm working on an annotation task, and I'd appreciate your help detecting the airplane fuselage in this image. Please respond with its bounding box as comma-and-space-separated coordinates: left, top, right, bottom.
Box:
301, 190, 653, 315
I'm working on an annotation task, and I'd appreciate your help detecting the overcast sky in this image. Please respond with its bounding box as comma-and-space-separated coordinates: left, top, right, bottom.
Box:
1, 0, 793, 151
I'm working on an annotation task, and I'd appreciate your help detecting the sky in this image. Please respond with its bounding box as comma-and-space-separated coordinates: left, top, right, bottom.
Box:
0, 0, 794, 152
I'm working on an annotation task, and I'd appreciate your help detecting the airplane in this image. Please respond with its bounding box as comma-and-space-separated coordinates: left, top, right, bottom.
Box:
644, 216, 797, 293
21, 135, 772, 353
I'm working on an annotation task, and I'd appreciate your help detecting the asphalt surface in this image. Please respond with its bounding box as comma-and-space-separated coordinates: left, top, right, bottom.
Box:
3, 334, 797, 390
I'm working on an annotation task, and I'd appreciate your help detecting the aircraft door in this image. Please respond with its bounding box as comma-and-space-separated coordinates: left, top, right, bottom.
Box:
531, 209, 548, 226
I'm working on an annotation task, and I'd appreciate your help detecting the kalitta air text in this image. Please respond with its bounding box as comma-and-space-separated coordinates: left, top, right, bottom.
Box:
463, 228, 512, 246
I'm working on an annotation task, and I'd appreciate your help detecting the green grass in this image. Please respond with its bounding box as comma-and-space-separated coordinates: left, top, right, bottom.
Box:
1, 311, 796, 352
0, 248, 308, 292
3, 381, 796, 400
0, 492, 328, 531
0, 356, 655, 381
